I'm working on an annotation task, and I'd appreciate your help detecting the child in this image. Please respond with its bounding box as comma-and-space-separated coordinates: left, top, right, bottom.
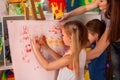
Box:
31, 20, 88, 80
86, 19, 106, 80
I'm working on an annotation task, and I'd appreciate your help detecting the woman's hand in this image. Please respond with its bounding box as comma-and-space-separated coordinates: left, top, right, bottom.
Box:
57, 13, 70, 21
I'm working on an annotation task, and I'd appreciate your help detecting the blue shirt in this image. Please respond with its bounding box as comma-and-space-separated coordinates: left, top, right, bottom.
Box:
88, 43, 107, 80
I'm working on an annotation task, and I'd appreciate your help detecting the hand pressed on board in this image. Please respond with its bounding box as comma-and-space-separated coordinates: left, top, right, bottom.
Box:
31, 36, 41, 53
39, 35, 49, 49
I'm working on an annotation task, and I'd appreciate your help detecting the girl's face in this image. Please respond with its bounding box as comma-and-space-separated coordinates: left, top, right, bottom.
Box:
98, 0, 107, 10
61, 28, 71, 46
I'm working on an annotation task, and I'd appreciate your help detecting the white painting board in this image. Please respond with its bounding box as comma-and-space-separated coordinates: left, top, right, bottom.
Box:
7, 20, 65, 80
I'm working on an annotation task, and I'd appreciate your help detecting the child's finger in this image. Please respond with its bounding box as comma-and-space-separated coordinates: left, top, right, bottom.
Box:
39, 35, 46, 44
42, 35, 46, 41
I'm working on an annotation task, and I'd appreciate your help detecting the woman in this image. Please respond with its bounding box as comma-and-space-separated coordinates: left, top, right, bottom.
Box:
59, 0, 120, 79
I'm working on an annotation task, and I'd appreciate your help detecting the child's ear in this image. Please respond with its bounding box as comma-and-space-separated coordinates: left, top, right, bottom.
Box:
70, 36, 72, 40
68, 36, 72, 44
94, 33, 99, 41
69, 36, 72, 42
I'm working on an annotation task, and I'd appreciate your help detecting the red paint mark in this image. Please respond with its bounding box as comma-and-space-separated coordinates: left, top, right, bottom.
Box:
42, 35, 46, 41
20, 25, 32, 63
34, 65, 40, 70
54, 31, 57, 34
55, 10, 59, 14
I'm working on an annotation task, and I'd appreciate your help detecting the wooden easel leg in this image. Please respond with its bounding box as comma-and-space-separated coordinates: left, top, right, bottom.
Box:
24, 7, 29, 20
37, 6, 46, 20
30, 0, 38, 20
24, 0, 46, 20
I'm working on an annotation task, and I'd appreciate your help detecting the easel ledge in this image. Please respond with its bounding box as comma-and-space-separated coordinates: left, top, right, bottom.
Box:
24, 0, 46, 20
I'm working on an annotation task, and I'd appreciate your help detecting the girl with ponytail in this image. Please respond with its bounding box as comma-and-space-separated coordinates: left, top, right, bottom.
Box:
32, 20, 88, 80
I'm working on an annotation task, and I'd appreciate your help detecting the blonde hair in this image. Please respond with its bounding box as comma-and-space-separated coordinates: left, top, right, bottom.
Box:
63, 20, 88, 79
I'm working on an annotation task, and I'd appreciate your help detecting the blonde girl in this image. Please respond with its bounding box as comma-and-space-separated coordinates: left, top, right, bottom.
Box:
32, 20, 88, 80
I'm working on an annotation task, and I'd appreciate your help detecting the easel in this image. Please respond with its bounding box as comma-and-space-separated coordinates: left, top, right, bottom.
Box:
24, 0, 46, 20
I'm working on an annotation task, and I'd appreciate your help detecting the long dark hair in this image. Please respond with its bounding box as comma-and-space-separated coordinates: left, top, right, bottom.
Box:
105, 0, 120, 42
105, 0, 111, 19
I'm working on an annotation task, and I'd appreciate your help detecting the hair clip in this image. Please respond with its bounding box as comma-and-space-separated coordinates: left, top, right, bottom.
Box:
73, 26, 78, 30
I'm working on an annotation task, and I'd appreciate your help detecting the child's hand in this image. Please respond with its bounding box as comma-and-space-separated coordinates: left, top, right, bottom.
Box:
31, 37, 41, 53
39, 35, 49, 49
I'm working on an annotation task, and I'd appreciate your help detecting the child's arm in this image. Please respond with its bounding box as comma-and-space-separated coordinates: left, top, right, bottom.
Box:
31, 37, 71, 70
40, 36, 62, 59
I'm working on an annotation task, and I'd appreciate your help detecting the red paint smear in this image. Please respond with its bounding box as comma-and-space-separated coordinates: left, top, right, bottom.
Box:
23, 36, 29, 40
54, 32, 57, 34
25, 44, 32, 53
42, 35, 46, 41
55, 10, 59, 14
23, 26, 28, 34
26, 49, 32, 53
